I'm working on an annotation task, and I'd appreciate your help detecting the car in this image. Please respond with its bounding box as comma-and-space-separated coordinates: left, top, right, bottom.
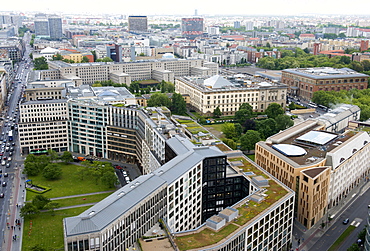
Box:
0, 193, 4, 198
0, 169, 2, 173
10, 147, 14, 152
343, 218, 349, 224
3, 156, 7, 160
0, 153, 3, 156
4, 173, 8, 177
9, 152, 12, 156
2, 182, 6, 187
1, 160, 5, 166
5, 163, 10, 168
11, 142, 15, 146
8, 157, 11, 162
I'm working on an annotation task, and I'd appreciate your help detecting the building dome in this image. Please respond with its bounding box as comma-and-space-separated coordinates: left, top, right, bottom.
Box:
162, 53, 175, 59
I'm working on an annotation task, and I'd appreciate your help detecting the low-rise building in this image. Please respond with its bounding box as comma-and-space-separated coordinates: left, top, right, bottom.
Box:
255, 120, 370, 229
281, 67, 369, 100
175, 75, 287, 116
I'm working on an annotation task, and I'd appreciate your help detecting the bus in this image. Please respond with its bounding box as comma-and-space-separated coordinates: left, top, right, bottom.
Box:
30, 149, 48, 155
8, 131, 13, 141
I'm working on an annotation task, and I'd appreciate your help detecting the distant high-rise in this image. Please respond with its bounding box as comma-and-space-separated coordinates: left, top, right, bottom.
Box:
245, 21, 254, 31
128, 16, 148, 33
194, 9, 198, 16
234, 21, 241, 29
34, 14, 63, 40
48, 16, 63, 40
181, 17, 204, 39
34, 15, 50, 37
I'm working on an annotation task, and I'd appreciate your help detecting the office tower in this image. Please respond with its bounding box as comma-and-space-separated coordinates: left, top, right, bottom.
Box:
245, 21, 254, 31
48, 16, 63, 40
128, 16, 148, 33
181, 17, 204, 39
34, 14, 49, 37
234, 21, 241, 29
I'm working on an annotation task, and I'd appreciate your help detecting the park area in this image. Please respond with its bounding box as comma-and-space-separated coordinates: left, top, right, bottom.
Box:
22, 162, 116, 251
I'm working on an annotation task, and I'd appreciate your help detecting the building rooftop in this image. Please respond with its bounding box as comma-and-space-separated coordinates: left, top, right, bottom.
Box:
282, 67, 368, 80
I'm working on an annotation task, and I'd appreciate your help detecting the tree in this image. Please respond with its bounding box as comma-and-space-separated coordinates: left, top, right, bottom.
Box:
171, 93, 187, 115
33, 57, 48, 70
243, 119, 256, 132
101, 172, 118, 188
234, 123, 243, 138
222, 138, 237, 150
347, 243, 360, 251
42, 163, 62, 180
61, 151, 73, 163
48, 149, 58, 161
256, 118, 277, 138
81, 56, 90, 63
52, 53, 63, 61
265, 103, 284, 119
97, 57, 113, 62
75, 165, 88, 181
29, 53, 33, 59
221, 122, 236, 139
147, 93, 171, 107
44, 201, 59, 215
213, 106, 222, 118
235, 104, 253, 124
240, 130, 262, 152
20, 202, 39, 218
32, 195, 51, 210
288, 102, 296, 110
275, 114, 294, 131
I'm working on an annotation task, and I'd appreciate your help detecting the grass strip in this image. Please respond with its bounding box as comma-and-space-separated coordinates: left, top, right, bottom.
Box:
52, 192, 113, 208
327, 225, 356, 251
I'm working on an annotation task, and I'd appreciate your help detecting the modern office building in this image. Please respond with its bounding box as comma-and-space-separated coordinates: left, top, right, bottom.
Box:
281, 67, 369, 100
18, 99, 69, 153
182, 17, 204, 39
42, 58, 218, 85
128, 16, 148, 33
34, 14, 63, 39
255, 120, 370, 229
48, 16, 63, 40
175, 75, 287, 116
34, 15, 50, 37
61, 98, 295, 251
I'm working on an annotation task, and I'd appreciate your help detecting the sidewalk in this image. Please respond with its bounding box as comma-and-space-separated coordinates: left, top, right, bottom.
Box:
292, 178, 370, 251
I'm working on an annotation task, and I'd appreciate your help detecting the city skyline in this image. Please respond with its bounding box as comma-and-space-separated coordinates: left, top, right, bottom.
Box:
2, 0, 370, 16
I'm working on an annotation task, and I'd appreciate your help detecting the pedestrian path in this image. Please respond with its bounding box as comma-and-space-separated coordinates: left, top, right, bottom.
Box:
49, 190, 115, 201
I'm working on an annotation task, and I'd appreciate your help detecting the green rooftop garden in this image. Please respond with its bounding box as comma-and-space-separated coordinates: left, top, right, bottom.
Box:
229, 157, 269, 179
174, 157, 289, 250
175, 224, 238, 250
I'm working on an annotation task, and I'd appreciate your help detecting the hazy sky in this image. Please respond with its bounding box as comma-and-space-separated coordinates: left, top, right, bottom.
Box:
2, 0, 370, 16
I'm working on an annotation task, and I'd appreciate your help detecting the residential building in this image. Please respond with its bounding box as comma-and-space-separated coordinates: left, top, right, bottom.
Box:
255, 120, 370, 229
360, 40, 369, 52
182, 18, 204, 39
0, 68, 6, 110
281, 67, 369, 100
0, 38, 24, 62
175, 75, 287, 116
128, 16, 148, 33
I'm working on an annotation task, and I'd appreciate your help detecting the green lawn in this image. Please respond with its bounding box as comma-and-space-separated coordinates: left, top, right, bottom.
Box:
22, 206, 91, 251
328, 225, 356, 251
26, 163, 115, 201
246, 154, 255, 161
52, 192, 113, 208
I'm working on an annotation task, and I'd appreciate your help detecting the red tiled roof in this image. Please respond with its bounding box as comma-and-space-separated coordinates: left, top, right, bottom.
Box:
299, 34, 315, 37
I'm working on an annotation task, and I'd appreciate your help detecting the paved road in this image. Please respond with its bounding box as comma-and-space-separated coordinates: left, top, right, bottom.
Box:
292, 178, 370, 251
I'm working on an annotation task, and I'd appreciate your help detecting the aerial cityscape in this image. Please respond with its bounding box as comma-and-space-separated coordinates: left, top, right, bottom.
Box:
0, 6, 369, 251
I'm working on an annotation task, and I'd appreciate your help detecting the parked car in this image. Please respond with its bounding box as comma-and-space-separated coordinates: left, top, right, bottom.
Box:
343, 218, 349, 224
0, 193, 4, 198
2, 182, 6, 187
1, 160, 5, 166
4, 173, 8, 177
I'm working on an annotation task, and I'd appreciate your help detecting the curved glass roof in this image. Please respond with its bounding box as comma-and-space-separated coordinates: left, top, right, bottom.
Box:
272, 144, 307, 157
